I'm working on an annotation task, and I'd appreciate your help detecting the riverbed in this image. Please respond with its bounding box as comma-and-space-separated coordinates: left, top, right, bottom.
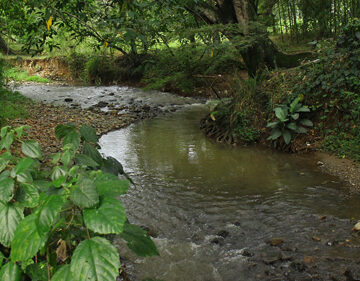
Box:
16, 85, 360, 281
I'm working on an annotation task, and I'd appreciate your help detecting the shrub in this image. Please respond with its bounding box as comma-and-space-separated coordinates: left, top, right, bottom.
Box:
0, 124, 158, 280
85, 54, 118, 85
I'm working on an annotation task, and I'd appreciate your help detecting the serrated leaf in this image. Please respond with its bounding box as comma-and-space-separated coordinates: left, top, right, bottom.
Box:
51, 166, 67, 182
83, 143, 103, 164
21, 141, 42, 159
95, 173, 129, 196
0, 152, 12, 173
84, 197, 126, 234
120, 223, 159, 257
75, 154, 100, 168
0, 262, 22, 281
80, 125, 99, 143
296, 106, 310, 113
0, 176, 14, 202
12, 158, 34, 176
51, 265, 73, 281
64, 131, 80, 150
297, 126, 308, 133
70, 177, 99, 208
11, 214, 48, 262
291, 113, 299, 120
70, 237, 120, 281
14, 125, 30, 139
55, 124, 76, 140
0, 132, 14, 150
36, 194, 65, 235
61, 150, 74, 167
0, 126, 10, 138
0, 202, 24, 247
16, 171, 33, 184
18, 183, 39, 208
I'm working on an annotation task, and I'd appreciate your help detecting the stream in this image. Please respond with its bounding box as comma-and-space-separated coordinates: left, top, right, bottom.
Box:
17, 85, 360, 281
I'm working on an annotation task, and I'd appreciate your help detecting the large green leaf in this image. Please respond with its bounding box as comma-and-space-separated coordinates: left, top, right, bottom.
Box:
0, 132, 14, 150
36, 194, 65, 235
282, 130, 292, 145
75, 154, 100, 168
83, 143, 103, 164
51, 265, 73, 281
84, 197, 126, 234
16, 171, 33, 184
0, 126, 10, 138
0, 176, 14, 202
0, 152, 12, 173
64, 131, 80, 150
17, 183, 39, 208
21, 140, 42, 159
274, 107, 288, 122
0, 202, 23, 247
0, 262, 22, 281
11, 214, 48, 262
120, 223, 159, 257
94, 173, 129, 196
70, 177, 99, 208
55, 124, 76, 140
11, 158, 34, 177
70, 237, 120, 281
80, 125, 99, 143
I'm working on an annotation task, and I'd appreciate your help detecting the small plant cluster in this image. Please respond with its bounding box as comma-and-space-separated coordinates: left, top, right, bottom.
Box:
0, 124, 158, 280
267, 96, 313, 146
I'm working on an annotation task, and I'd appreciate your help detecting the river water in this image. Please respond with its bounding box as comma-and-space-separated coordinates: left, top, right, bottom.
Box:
17, 85, 360, 281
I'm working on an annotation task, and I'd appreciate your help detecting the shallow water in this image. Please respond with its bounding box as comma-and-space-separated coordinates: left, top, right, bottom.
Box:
16, 84, 360, 280
100, 105, 360, 281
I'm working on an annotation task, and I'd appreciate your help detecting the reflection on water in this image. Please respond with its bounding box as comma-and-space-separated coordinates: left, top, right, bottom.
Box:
100, 105, 360, 281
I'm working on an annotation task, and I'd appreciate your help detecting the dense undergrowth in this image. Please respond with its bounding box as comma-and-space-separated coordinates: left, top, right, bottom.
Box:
203, 19, 360, 161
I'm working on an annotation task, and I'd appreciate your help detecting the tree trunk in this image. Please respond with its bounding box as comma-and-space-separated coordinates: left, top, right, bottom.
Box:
188, 0, 311, 76
0, 35, 15, 55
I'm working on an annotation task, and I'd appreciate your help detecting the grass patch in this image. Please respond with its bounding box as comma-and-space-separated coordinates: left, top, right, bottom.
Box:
0, 88, 30, 126
5, 67, 50, 83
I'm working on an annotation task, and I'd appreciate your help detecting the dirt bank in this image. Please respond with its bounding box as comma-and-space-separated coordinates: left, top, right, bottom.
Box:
314, 152, 360, 192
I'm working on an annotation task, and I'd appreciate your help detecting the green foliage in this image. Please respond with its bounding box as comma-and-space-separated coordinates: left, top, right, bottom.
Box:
85, 55, 118, 85
0, 55, 6, 87
65, 52, 87, 81
0, 88, 29, 126
322, 129, 360, 162
0, 124, 158, 280
293, 19, 360, 129
267, 96, 313, 145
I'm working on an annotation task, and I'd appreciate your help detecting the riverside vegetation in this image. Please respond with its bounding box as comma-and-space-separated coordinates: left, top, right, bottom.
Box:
0, 124, 158, 280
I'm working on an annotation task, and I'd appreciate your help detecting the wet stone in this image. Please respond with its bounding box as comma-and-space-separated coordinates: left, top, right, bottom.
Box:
217, 230, 230, 239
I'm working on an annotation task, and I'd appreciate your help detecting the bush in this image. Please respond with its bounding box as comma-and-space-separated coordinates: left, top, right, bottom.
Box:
85, 54, 118, 85
66, 52, 88, 81
0, 124, 158, 280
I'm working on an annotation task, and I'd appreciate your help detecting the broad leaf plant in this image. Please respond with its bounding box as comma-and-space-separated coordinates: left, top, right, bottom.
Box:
0, 124, 158, 281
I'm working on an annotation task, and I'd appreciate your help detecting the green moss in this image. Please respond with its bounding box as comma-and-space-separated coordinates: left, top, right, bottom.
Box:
5, 67, 50, 83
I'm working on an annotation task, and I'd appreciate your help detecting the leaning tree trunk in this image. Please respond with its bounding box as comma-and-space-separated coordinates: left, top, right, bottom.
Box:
0, 35, 15, 55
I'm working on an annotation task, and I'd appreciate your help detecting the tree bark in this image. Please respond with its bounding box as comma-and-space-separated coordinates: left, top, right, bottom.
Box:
187, 0, 311, 76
